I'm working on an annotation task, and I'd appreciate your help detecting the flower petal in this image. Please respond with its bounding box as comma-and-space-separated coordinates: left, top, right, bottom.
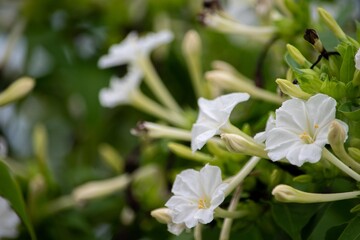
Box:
194, 209, 214, 224
199, 164, 223, 196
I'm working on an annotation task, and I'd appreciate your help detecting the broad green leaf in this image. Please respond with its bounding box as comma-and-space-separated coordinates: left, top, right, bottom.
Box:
271, 202, 321, 240
0, 160, 36, 239
338, 216, 360, 240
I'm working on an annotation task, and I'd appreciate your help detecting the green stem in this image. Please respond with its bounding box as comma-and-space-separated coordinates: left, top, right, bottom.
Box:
137, 56, 183, 113
225, 156, 261, 196
330, 142, 360, 173
131, 89, 188, 128
219, 186, 242, 240
322, 149, 360, 181
194, 223, 202, 240
214, 207, 248, 219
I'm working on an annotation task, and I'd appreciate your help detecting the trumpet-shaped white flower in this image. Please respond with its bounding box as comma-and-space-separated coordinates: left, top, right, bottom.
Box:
265, 94, 348, 166
191, 93, 250, 152
254, 114, 275, 143
99, 65, 142, 107
355, 48, 360, 70
0, 196, 20, 239
98, 30, 173, 68
165, 164, 228, 229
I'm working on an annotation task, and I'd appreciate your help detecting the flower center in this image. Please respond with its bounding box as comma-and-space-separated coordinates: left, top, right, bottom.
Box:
299, 131, 314, 144
198, 197, 210, 209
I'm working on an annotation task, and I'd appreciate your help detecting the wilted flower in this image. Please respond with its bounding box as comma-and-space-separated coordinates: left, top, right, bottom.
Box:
0, 196, 20, 239
165, 164, 228, 229
98, 30, 173, 68
191, 93, 250, 152
264, 94, 348, 166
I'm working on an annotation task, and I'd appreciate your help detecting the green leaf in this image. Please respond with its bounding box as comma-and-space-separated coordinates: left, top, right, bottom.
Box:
338, 102, 360, 121
338, 216, 360, 240
320, 79, 346, 100
0, 160, 36, 240
339, 44, 357, 83
271, 202, 321, 240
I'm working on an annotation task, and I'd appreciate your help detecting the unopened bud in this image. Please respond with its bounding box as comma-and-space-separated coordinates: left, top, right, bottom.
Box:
317, 8, 346, 40
72, 174, 131, 203
151, 208, 172, 224
98, 143, 124, 173
182, 30, 201, 56
221, 133, 268, 159
275, 79, 311, 100
328, 120, 347, 146
286, 44, 310, 67
0, 77, 35, 107
273, 184, 360, 203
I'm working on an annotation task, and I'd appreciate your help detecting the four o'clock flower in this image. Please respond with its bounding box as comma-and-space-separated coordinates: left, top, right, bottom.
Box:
99, 65, 142, 107
191, 93, 250, 152
98, 30, 173, 68
254, 113, 275, 144
165, 164, 228, 229
0, 196, 20, 239
98, 30, 182, 113
264, 94, 348, 166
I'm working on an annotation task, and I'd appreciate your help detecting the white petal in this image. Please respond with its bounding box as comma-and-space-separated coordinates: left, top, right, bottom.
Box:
307, 94, 336, 128
254, 114, 275, 143
194, 209, 214, 224
199, 164, 223, 196
210, 183, 228, 207
192, 93, 250, 151
275, 98, 308, 132
0, 197, 20, 239
171, 169, 201, 198
167, 223, 186, 236
286, 144, 322, 166
266, 128, 302, 161
191, 124, 219, 151
355, 48, 360, 70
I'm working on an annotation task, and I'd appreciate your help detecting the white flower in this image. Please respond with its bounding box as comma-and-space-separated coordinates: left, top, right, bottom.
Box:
165, 164, 228, 229
254, 114, 275, 143
98, 30, 173, 69
191, 93, 250, 152
265, 94, 348, 166
355, 48, 360, 70
0, 196, 20, 239
99, 65, 142, 107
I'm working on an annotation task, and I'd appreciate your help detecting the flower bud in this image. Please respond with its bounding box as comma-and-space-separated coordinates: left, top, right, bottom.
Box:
272, 184, 360, 203
317, 8, 346, 40
72, 174, 131, 203
275, 78, 311, 100
328, 120, 347, 146
98, 143, 124, 173
304, 29, 324, 53
0, 77, 35, 107
286, 44, 310, 67
151, 208, 172, 224
220, 133, 268, 159
182, 30, 201, 56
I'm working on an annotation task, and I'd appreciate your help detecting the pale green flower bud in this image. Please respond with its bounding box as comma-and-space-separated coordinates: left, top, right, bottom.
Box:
0, 77, 35, 107
151, 208, 172, 224
72, 174, 131, 203
286, 44, 310, 67
317, 8, 346, 41
220, 133, 268, 159
272, 184, 360, 203
275, 78, 311, 100
98, 143, 124, 173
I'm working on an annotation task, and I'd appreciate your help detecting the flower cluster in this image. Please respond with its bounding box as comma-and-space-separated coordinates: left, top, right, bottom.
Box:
96, 3, 360, 239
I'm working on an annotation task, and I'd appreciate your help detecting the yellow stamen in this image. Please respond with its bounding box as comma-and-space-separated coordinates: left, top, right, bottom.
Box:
299, 132, 314, 144
198, 198, 209, 209
314, 124, 319, 129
